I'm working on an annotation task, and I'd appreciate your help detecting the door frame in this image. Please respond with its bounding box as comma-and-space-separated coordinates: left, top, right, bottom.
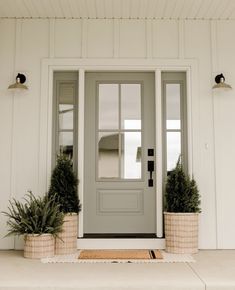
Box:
40, 58, 197, 247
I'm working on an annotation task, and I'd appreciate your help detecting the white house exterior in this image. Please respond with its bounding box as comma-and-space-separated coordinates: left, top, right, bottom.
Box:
0, 0, 235, 250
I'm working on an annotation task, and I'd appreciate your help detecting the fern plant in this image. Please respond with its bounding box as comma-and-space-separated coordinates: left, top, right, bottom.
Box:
165, 158, 201, 213
3, 192, 64, 237
49, 154, 81, 214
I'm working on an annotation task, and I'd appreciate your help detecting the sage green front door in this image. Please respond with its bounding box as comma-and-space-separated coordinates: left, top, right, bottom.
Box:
84, 72, 156, 235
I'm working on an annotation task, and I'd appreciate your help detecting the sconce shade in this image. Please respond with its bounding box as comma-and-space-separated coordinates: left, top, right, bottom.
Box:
212, 73, 232, 89
8, 73, 28, 90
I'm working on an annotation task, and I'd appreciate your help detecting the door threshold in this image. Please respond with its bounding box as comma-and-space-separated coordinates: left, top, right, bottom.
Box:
77, 238, 165, 250
83, 233, 157, 239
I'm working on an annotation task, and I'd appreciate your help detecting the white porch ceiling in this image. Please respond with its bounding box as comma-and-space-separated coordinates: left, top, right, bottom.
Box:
0, 0, 235, 20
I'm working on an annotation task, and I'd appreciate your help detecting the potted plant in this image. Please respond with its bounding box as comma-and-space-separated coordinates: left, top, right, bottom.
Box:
3, 192, 64, 259
164, 158, 201, 254
49, 154, 81, 255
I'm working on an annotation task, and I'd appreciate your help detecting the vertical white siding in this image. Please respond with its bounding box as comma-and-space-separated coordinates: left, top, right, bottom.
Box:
54, 19, 82, 58
152, 20, 179, 58
0, 18, 235, 249
119, 20, 146, 58
87, 19, 113, 58
185, 20, 217, 249
0, 19, 15, 249
0, 19, 49, 249
214, 21, 235, 249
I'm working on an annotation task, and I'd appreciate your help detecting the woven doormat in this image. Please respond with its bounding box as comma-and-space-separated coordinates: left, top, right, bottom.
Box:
41, 250, 195, 263
79, 249, 163, 260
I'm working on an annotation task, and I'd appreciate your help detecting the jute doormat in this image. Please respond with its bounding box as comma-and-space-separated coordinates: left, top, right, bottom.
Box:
41, 250, 195, 263
78, 249, 163, 260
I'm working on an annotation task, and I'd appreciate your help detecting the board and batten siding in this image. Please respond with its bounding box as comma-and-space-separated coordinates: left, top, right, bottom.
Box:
0, 18, 235, 249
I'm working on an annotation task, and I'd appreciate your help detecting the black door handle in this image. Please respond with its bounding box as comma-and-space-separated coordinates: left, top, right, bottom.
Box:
148, 161, 154, 187
148, 160, 154, 172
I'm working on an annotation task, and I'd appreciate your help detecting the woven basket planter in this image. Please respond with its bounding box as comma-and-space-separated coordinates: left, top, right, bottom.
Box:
55, 213, 78, 255
24, 234, 54, 259
164, 212, 199, 254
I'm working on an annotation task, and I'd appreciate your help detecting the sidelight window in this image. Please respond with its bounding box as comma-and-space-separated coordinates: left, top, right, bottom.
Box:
52, 72, 78, 171
162, 72, 187, 175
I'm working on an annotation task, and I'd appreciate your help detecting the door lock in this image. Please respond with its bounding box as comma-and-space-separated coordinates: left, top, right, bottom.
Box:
148, 160, 154, 187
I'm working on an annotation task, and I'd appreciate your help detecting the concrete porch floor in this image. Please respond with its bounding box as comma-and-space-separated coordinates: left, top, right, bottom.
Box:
0, 250, 235, 290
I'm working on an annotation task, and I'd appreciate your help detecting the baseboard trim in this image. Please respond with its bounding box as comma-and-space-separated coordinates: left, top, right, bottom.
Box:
77, 238, 165, 249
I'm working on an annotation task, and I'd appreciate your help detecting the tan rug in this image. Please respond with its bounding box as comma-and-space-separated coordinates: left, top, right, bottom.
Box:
78, 250, 163, 260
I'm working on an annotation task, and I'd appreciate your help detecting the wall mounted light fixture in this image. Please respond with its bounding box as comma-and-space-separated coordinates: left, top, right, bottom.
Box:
212, 73, 232, 89
8, 73, 28, 90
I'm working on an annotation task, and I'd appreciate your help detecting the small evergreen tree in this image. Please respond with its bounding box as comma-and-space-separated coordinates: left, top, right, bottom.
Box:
165, 158, 201, 213
49, 155, 81, 214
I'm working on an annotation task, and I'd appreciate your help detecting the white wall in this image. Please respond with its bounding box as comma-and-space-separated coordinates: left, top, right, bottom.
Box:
0, 18, 235, 249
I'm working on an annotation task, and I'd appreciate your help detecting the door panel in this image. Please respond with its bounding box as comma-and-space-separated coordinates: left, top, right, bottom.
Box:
84, 72, 156, 234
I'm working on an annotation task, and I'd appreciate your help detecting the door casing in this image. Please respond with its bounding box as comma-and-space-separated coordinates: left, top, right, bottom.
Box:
40, 58, 195, 247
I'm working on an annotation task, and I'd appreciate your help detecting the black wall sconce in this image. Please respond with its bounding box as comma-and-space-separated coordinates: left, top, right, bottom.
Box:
8, 73, 28, 90
212, 73, 232, 89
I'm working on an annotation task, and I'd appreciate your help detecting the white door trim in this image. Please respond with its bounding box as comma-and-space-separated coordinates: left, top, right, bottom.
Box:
155, 68, 163, 238
40, 58, 197, 246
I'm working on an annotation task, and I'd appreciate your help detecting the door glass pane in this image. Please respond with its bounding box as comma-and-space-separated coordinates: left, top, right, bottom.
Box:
166, 84, 181, 129
98, 84, 119, 130
98, 132, 119, 178
167, 132, 181, 171
121, 132, 141, 179
121, 84, 141, 129
59, 132, 73, 159
59, 104, 73, 130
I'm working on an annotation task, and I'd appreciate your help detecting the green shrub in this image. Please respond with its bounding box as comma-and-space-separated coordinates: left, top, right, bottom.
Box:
49, 154, 81, 214
165, 159, 201, 213
3, 192, 64, 236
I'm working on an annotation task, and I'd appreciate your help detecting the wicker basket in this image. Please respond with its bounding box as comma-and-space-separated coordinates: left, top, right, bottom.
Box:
164, 212, 199, 254
24, 234, 54, 259
55, 213, 78, 255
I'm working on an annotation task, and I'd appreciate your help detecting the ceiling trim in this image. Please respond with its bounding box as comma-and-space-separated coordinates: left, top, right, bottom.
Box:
1, 0, 235, 21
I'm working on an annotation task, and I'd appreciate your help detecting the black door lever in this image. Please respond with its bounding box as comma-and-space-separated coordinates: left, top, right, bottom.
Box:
148, 161, 154, 187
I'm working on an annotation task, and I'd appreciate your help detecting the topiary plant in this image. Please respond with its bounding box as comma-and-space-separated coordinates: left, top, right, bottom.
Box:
165, 158, 201, 213
48, 154, 81, 214
3, 191, 64, 237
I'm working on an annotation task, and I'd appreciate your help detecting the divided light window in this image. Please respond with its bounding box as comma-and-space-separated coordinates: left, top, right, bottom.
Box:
162, 72, 187, 176
97, 82, 142, 180
53, 71, 78, 171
